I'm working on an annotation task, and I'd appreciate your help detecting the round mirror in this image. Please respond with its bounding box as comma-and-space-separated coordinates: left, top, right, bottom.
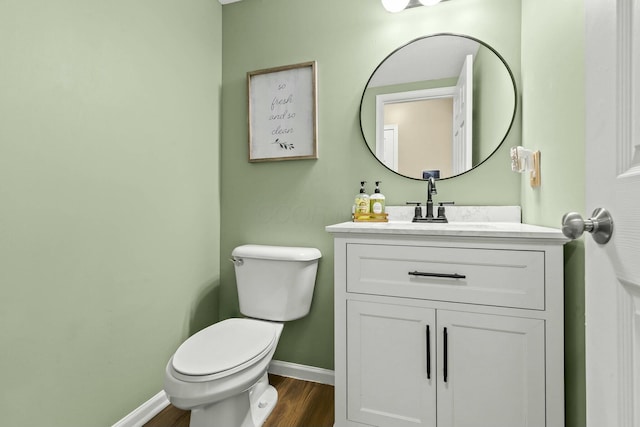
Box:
360, 33, 517, 180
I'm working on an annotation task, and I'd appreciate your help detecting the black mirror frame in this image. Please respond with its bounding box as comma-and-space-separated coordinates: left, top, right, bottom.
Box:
359, 32, 518, 181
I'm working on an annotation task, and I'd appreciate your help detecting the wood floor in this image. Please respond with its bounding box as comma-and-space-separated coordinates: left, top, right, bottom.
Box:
144, 374, 334, 427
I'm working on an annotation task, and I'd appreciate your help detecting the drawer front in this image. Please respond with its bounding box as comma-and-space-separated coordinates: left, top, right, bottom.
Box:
346, 244, 545, 309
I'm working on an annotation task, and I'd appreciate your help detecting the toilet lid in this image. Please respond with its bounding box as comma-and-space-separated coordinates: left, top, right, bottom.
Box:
172, 318, 277, 376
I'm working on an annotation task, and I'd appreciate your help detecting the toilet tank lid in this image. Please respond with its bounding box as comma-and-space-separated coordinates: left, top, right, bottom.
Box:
232, 244, 321, 261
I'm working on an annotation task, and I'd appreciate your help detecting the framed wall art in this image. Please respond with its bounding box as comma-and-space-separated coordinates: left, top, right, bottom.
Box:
247, 61, 318, 162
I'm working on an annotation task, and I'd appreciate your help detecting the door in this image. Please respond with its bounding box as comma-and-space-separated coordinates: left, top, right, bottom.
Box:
585, 1, 640, 426
346, 300, 436, 427
452, 54, 473, 175
436, 310, 546, 427
381, 124, 399, 171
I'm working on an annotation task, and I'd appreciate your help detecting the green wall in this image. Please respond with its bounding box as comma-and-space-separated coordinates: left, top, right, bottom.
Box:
0, 0, 585, 426
222, 0, 585, 426
473, 44, 517, 163
521, 0, 586, 426
0, 1, 223, 425
220, 0, 522, 369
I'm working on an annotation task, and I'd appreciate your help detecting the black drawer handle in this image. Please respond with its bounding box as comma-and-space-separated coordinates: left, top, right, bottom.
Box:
443, 327, 448, 383
426, 325, 431, 379
408, 271, 466, 279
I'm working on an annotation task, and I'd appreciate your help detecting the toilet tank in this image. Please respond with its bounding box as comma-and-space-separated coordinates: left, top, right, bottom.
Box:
231, 244, 322, 321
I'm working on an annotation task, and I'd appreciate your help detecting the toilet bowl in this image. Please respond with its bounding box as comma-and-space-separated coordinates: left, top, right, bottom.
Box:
164, 319, 284, 427
163, 244, 321, 427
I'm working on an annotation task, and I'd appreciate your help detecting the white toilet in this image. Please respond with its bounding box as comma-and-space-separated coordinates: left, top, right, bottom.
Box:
163, 244, 322, 427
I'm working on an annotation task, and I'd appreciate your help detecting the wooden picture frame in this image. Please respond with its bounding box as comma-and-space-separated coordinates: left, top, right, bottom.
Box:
247, 61, 318, 162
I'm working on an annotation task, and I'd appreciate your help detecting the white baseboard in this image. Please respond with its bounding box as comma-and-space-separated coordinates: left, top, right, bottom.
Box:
112, 390, 169, 427
268, 360, 335, 386
113, 361, 334, 426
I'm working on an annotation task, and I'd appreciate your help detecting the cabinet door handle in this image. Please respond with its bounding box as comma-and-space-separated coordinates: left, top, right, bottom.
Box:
443, 327, 448, 383
408, 271, 466, 279
426, 325, 431, 379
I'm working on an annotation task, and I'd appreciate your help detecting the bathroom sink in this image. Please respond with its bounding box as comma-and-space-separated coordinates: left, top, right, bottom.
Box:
387, 221, 517, 230
326, 220, 567, 240
326, 206, 567, 241
384, 205, 522, 223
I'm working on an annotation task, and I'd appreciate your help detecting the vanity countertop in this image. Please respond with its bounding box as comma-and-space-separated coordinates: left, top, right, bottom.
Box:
325, 220, 568, 241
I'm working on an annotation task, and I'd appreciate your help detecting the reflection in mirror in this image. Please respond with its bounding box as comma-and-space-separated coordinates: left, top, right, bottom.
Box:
360, 34, 517, 180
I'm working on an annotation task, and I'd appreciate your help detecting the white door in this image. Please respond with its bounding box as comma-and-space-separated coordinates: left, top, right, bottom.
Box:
452, 54, 473, 175
381, 124, 399, 171
584, 1, 640, 426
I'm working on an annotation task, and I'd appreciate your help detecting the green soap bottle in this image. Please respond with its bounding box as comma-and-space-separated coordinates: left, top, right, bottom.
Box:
370, 181, 386, 214
355, 181, 370, 214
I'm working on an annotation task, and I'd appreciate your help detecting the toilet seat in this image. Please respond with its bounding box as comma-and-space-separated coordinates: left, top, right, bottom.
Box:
172, 318, 277, 377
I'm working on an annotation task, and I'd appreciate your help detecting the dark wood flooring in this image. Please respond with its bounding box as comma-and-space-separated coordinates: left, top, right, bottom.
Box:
144, 374, 334, 427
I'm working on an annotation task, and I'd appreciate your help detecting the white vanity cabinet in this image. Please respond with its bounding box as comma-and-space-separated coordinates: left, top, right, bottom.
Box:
327, 222, 567, 427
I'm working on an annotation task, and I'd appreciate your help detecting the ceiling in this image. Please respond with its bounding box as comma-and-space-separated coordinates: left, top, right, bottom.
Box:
369, 36, 480, 87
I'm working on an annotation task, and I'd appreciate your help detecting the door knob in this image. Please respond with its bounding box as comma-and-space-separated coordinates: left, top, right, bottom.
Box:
561, 208, 614, 244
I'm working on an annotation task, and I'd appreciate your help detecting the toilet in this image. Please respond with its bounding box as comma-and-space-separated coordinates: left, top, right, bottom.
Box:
163, 244, 322, 427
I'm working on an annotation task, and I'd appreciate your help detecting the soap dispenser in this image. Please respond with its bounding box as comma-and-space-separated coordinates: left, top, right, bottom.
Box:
369, 181, 386, 214
355, 181, 370, 214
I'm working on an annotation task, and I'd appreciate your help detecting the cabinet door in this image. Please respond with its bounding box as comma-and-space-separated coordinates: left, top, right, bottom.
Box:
436, 310, 546, 427
347, 300, 436, 427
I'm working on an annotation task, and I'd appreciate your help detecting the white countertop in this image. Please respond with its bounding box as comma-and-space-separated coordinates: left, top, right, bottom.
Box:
326, 221, 568, 241
327, 206, 568, 241
384, 205, 523, 223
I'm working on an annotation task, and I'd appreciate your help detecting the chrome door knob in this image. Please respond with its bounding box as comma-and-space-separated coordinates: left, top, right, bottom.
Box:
561, 208, 614, 244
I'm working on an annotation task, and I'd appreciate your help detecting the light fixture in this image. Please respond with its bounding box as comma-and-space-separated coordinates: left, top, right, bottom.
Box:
382, 0, 442, 12
381, 0, 410, 13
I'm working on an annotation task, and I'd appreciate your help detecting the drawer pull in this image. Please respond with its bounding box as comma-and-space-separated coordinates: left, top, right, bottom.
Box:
426, 325, 431, 379
443, 327, 449, 383
409, 271, 466, 279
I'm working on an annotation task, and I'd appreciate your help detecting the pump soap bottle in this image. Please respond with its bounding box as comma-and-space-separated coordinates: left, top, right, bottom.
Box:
355, 181, 370, 214
370, 181, 386, 214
